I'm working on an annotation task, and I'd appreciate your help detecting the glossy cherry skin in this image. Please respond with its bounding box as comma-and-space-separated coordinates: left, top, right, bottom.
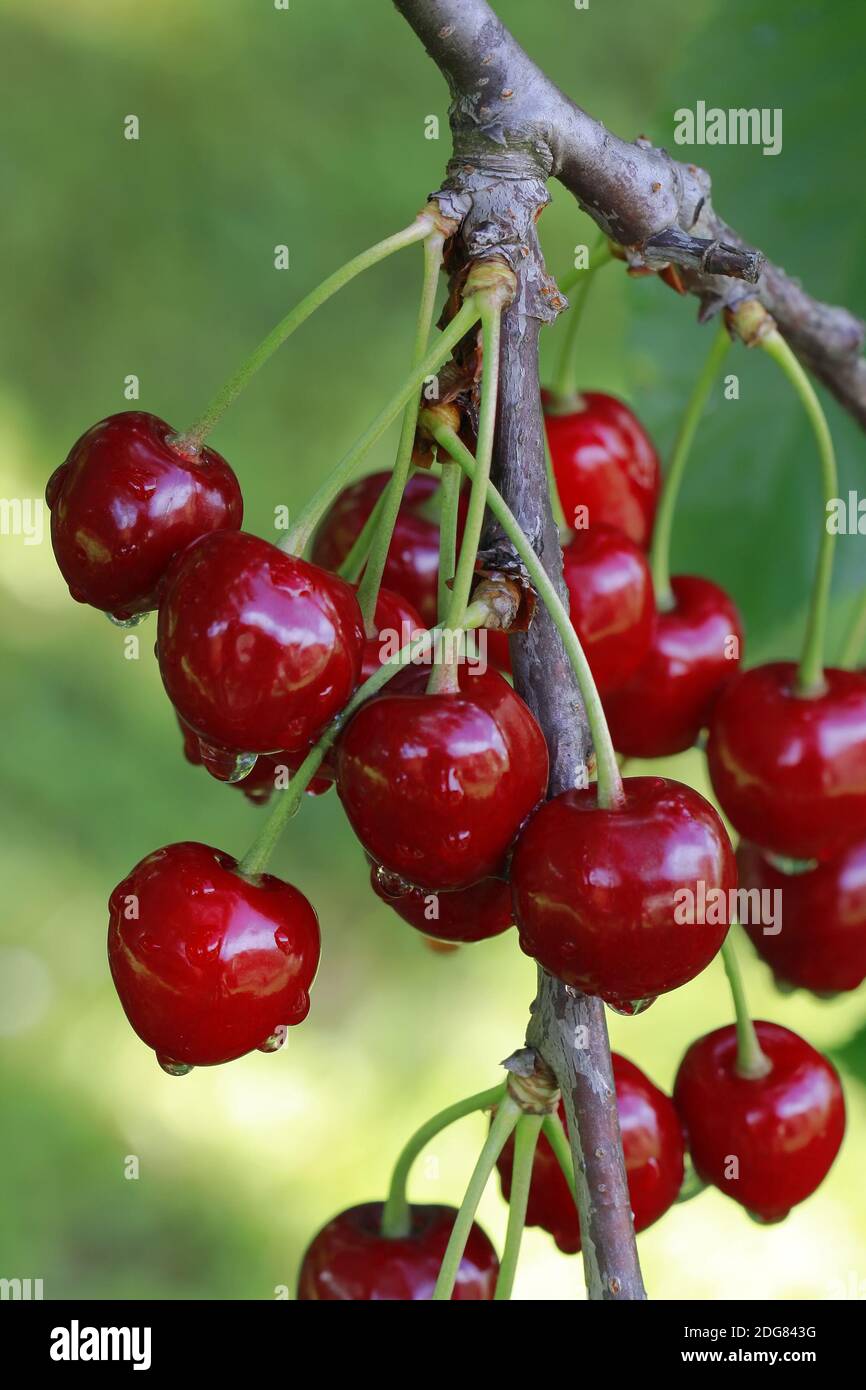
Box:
497, 1055, 684, 1253
158, 531, 364, 756
177, 716, 333, 802
297, 1202, 498, 1301
357, 585, 425, 683
511, 776, 736, 1009
604, 575, 743, 759
738, 839, 866, 994
46, 412, 243, 620
707, 663, 866, 861
370, 865, 513, 943
674, 1022, 845, 1221
543, 391, 661, 547
336, 665, 549, 891
313, 471, 461, 626
108, 841, 320, 1069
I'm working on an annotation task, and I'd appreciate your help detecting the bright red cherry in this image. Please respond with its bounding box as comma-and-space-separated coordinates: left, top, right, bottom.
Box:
358, 585, 425, 683
336, 666, 549, 891
108, 841, 320, 1070
707, 663, 866, 861
511, 776, 736, 1010
543, 391, 661, 547
738, 839, 866, 994
486, 526, 653, 694
46, 412, 243, 621
177, 716, 333, 802
158, 531, 364, 758
604, 575, 743, 758
313, 471, 458, 626
674, 1022, 845, 1221
297, 1202, 498, 1301
370, 865, 513, 943
497, 1055, 684, 1253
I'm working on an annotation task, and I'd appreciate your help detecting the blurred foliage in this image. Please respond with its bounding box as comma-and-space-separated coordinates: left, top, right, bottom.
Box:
0, 0, 864, 1301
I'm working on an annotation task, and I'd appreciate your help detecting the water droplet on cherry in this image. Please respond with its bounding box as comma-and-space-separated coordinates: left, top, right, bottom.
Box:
157, 1055, 193, 1076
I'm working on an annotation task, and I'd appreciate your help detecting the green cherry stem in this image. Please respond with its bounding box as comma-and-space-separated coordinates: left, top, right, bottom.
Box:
759, 329, 838, 697
721, 932, 772, 1080
541, 1112, 577, 1200
839, 588, 866, 669
431, 1093, 521, 1301
437, 457, 462, 624
552, 235, 614, 401
356, 232, 444, 633
650, 321, 731, 611
281, 297, 480, 557
336, 485, 392, 583
422, 416, 624, 809
380, 1083, 506, 1239
494, 1113, 544, 1300
428, 294, 503, 694
176, 212, 437, 452
237, 599, 492, 877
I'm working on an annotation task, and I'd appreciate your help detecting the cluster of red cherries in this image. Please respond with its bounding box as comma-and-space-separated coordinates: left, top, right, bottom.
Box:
48, 370, 860, 1297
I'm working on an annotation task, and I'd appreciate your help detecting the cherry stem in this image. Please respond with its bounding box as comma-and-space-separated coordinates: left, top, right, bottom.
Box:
551, 234, 613, 401
436, 458, 462, 624
650, 321, 732, 611
493, 1113, 544, 1300
281, 297, 481, 557
237, 599, 493, 877
839, 587, 866, 669
356, 232, 444, 633
759, 330, 838, 697
431, 1093, 521, 1301
380, 1082, 506, 1240
720, 934, 772, 1080
541, 1112, 577, 1200
336, 486, 392, 583
423, 418, 625, 809
176, 213, 436, 452
428, 297, 503, 695
675, 1156, 708, 1204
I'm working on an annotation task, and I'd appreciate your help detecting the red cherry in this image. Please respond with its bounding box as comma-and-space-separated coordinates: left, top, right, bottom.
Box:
674, 1022, 845, 1221
543, 391, 660, 547
707, 663, 866, 861
313, 471, 463, 626
297, 1202, 498, 1301
370, 864, 513, 943
46, 412, 243, 620
604, 575, 743, 758
511, 776, 735, 1009
358, 585, 425, 683
177, 717, 332, 802
497, 1055, 684, 1253
108, 841, 320, 1068
157, 531, 364, 757
336, 666, 549, 891
738, 840, 866, 994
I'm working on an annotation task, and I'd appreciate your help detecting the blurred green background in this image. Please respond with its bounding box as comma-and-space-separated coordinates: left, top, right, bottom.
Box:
1, 0, 865, 1301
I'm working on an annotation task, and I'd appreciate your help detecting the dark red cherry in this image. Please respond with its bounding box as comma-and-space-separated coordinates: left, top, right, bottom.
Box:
370, 865, 513, 943
358, 585, 425, 683
604, 575, 743, 758
737, 839, 866, 994
543, 391, 660, 547
177, 716, 332, 802
674, 1022, 845, 1221
108, 841, 320, 1069
336, 665, 549, 891
46, 412, 243, 620
511, 776, 736, 1009
157, 531, 364, 756
707, 663, 866, 861
497, 1055, 684, 1253
297, 1202, 498, 1301
313, 471, 461, 626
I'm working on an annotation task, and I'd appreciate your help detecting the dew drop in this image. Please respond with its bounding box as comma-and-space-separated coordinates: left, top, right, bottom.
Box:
106, 611, 149, 629
605, 995, 657, 1017
258, 1027, 288, 1053
157, 1055, 193, 1076
198, 741, 258, 784
373, 864, 412, 899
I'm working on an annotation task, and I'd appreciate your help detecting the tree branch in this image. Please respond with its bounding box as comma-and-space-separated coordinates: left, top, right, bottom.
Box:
395, 0, 866, 426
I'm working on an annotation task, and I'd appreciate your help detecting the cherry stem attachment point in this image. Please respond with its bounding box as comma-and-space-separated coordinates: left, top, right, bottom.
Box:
650, 321, 731, 611
552, 234, 614, 401
175, 212, 438, 453
721, 933, 772, 1080
494, 1113, 544, 1300
380, 1082, 506, 1240
356, 231, 444, 633
431, 1093, 521, 1301
422, 415, 624, 809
